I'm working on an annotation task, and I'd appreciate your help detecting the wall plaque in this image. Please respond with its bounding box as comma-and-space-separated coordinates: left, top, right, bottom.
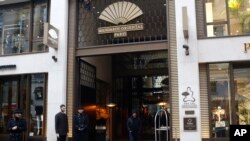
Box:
184, 117, 197, 131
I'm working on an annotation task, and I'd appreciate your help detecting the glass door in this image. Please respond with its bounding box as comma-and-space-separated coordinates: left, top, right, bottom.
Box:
0, 78, 19, 135
234, 68, 250, 125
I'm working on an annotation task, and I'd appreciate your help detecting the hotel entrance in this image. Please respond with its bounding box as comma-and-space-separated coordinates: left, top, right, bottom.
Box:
77, 50, 170, 141
72, 0, 170, 140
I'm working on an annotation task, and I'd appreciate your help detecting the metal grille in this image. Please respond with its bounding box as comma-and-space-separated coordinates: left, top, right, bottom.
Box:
78, 0, 167, 47
79, 59, 96, 88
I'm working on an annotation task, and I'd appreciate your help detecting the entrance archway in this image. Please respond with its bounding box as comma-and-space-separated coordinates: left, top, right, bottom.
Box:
77, 50, 170, 141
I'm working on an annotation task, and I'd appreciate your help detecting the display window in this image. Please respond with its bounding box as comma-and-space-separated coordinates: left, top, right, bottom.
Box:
0, 0, 49, 55
0, 73, 47, 140
208, 62, 250, 139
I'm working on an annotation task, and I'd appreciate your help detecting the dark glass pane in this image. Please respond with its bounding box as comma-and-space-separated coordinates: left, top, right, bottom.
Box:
29, 74, 45, 136
0, 79, 19, 134
209, 63, 231, 138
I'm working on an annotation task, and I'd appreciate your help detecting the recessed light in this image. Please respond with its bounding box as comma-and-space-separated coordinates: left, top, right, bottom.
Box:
0, 0, 5, 2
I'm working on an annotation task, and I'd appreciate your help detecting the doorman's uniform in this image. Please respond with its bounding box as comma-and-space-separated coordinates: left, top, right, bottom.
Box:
7, 110, 27, 141
73, 112, 89, 141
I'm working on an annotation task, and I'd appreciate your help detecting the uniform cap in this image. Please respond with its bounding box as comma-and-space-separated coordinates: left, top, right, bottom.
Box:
77, 106, 84, 110
132, 110, 137, 114
14, 109, 23, 114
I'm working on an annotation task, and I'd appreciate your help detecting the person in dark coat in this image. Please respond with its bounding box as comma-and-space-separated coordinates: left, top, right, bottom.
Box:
7, 109, 27, 141
127, 111, 141, 141
73, 106, 89, 141
55, 104, 68, 141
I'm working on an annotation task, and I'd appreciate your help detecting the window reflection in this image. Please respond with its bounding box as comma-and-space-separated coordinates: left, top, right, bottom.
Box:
205, 0, 250, 37
0, 1, 48, 55
32, 0, 48, 52
29, 74, 45, 136
234, 68, 250, 125
0, 6, 30, 55
0, 80, 18, 134
229, 0, 250, 35
209, 63, 231, 138
205, 0, 227, 37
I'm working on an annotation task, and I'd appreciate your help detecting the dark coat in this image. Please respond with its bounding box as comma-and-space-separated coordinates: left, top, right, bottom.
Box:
127, 116, 141, 132
127, 116, 141, 141
73, 112, 89, 141
7, 118, 27, 141
55, 112, 68, 135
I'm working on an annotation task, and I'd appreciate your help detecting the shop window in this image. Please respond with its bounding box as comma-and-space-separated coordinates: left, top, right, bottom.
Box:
0, 74, 47, 138
234, 68, 250, 125
208, 63, 231, 138
0, 79, 18, 134
208, 63, 250, 139
0, 0, 48, 55
0, 75, 30, 136
204, 0, 250, 37
29, 74, 46, 136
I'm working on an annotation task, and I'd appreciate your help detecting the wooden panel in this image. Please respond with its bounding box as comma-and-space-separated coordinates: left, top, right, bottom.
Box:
199, 64, 210, 138
66, 0, 77, 138
168, 0, 180, 139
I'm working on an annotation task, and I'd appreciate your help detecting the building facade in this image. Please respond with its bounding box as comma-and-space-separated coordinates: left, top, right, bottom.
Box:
0, 0, 68, 141
0, 0, 249, 141
176, 0, 250, 141
67, 0, 250, 141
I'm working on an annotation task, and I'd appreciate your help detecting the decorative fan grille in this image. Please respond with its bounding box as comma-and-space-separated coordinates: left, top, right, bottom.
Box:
78, 0, 167, 47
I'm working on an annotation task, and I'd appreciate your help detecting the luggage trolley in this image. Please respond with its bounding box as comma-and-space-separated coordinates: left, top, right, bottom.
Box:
154, 108, 169, 141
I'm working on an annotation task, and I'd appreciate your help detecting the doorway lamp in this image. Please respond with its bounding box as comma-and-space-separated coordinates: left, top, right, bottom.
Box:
106, 102, 116, 141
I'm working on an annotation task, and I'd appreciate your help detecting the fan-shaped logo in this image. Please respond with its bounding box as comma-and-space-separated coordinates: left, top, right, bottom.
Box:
98, 1, 144, 38
99, 1, 143, 25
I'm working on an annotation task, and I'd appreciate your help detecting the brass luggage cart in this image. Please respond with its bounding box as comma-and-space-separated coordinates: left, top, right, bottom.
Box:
154, 108, 169, 141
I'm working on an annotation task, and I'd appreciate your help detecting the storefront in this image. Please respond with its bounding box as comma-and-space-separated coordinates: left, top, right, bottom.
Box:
207, 62, 250, 139
0, 73, 47, 141
195, 1, 250, 140
0, 0, 69, 141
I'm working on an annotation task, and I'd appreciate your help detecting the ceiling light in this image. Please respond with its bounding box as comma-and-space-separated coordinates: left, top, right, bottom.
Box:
106, 103, 116, 108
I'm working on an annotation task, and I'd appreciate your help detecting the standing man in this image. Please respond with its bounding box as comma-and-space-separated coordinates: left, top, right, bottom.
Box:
73, 106, 89, 141
127, 110, 141, 141
7, 109, 27, 141
55, 104, 68, 141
